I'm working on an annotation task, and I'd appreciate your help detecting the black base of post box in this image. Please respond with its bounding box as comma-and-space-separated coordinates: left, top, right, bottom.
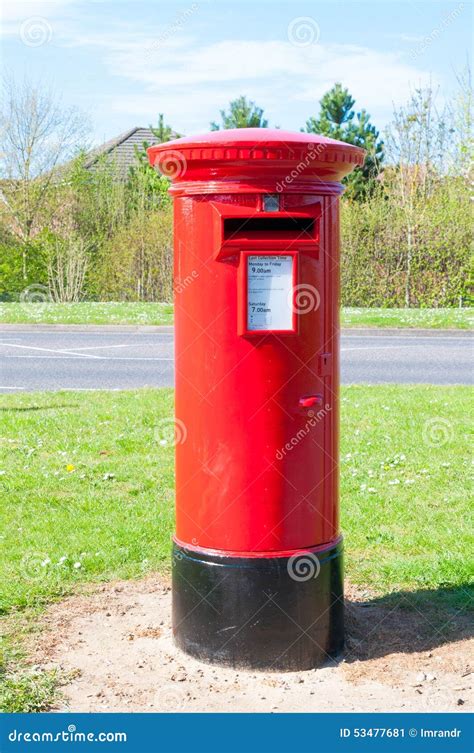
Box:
172, 539, 344, 672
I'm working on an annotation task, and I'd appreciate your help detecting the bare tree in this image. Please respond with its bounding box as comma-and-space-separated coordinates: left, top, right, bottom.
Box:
46, 237, 89, 303
0, 74, 90, 278
385, 87, 450, 306
450, 64, 474, 178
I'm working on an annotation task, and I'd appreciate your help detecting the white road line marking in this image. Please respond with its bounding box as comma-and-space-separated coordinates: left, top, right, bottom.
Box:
341, 344, 469, 352
59, 343, 150, 352
1, 355, 174, 361
342, 336, 472, 342
0, 331, 175, 336
0, 386, 24, 390
0, 343, 101, 358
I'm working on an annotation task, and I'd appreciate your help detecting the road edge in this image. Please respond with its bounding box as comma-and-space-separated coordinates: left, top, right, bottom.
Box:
0, 323, 470, 337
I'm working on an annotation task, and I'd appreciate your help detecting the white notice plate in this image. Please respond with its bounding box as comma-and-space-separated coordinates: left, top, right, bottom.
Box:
247, 255, 293, 331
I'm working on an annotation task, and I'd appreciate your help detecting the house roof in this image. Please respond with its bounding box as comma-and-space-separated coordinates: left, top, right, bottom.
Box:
84, 127, 161, 174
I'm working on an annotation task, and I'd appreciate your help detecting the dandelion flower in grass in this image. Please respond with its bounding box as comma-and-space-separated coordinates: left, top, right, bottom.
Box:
66, 464, 75, 473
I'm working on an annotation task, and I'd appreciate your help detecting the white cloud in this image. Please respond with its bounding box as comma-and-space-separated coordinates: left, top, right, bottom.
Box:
94, 36, 438, 127
293, 45, 436, 114
0, 0, 80, 45
0, 0, 77, 24
385, 33, 427, 44
2, 5, 443, 134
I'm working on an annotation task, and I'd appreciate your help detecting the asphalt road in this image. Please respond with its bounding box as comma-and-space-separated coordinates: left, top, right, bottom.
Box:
0, 327, 471, 392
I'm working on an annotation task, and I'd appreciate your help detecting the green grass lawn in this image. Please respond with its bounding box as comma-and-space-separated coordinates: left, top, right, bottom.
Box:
0, 302, 174, 326
0, 301, 471, 328
342, 307, 472, 329
0, 385, 472, 709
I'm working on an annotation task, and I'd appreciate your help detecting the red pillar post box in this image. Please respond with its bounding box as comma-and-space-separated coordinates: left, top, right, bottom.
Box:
148, 129, 364, 671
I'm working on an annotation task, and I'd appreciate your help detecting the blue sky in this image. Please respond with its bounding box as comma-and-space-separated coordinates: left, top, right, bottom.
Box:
2, 0, 471, 147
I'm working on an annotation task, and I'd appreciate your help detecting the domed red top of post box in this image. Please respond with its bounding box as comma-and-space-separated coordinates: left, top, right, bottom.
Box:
147, 128, 365, 191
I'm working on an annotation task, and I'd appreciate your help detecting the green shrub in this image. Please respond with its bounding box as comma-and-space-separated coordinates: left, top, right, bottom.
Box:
341, 177, 471, 307
93, 207, 173, 302
0, 241, 48, 302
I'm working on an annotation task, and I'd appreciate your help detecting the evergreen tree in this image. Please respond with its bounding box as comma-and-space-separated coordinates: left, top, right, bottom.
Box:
211, 96, 268, 130
305, 83, 384, 198
150, 113, 181, 143
128, 114, 180, 209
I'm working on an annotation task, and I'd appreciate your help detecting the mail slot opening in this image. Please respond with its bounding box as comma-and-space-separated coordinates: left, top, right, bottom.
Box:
223, 216, 315, 241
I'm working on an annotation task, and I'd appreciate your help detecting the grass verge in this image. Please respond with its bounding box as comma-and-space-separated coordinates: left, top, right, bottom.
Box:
0, 668, 65, 712
0, 302, 174, 326
0, 302, 471, 329
0, 385, 472, 708
342, 307, 472, 329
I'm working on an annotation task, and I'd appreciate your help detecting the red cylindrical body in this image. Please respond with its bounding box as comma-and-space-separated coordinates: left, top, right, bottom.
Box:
173, 191, 338, 554
148, 129, 364, 671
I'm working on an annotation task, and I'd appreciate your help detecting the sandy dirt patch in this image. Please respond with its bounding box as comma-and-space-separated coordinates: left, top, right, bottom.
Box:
32, 575, 472, 713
